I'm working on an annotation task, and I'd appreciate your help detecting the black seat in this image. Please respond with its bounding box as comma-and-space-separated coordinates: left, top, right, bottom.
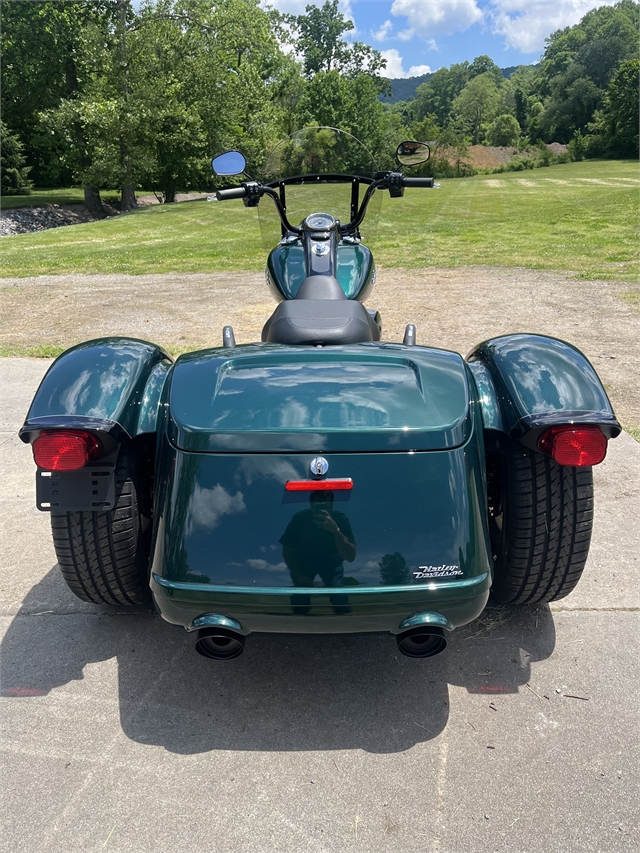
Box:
296, 275, 346, 300
262, 276, 381, 345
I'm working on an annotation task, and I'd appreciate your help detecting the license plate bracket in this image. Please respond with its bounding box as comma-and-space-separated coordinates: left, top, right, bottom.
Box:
36, 466, 116, 512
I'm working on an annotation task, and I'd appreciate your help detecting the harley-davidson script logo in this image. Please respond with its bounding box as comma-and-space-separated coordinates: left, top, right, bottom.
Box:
413, 565, 463, 579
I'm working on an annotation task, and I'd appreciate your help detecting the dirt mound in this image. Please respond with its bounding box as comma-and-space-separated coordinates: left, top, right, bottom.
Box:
462, 146, 511, 169
456, 143, 568, 170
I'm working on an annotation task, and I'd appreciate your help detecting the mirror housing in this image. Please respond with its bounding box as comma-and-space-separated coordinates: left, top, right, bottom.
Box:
211, 150, 247, 176
396, 140, 430, 167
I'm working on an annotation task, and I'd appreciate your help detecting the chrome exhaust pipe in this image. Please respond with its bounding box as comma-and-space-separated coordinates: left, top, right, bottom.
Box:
396, 626, 447, 658
195, 627, 245, 660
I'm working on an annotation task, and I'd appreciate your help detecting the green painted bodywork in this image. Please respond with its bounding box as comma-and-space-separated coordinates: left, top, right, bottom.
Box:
149, 341, 492, 634
267, 241, 374, 301
467, 334, 620, 443
20, 337, 172, 441
151, 574, 489, 636
167, 344, 470, 452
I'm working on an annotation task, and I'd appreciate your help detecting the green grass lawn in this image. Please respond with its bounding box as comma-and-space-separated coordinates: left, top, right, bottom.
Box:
1, 160, 638, 280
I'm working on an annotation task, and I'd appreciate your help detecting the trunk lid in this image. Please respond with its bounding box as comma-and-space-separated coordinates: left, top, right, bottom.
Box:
167, 343, 471, 453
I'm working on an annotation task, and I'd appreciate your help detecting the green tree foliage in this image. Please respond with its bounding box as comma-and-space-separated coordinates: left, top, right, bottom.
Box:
452, 72, 502, 143
468, 55, 503, 86
586, 58, 640, 157
605, 57, 640, 156
378, 553, 410, 586
0, 121, 33, 195
285, 0, 387, 91
0, 0, 108, 185
413, 62, 470, 125
535, 1, 638, 142
486, 114, 521, 147
28, 0, 283, 202
539, 64, 603, 141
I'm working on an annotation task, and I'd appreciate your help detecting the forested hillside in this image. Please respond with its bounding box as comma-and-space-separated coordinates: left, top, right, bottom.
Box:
1, 0, 637, 209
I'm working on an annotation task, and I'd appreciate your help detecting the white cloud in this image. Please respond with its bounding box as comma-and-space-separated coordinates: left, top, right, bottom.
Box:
371, 19, 393, 41
186, 484, 246, 534
397, 28, 416, 41
489, 0, 618, 54
391, 0, 483, 37
409, 64, 432, 76
381, 49, 432, 79
246, 558, 288, 573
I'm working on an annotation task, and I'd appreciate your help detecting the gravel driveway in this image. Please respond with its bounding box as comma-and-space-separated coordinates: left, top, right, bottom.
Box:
1, 265, 638, 427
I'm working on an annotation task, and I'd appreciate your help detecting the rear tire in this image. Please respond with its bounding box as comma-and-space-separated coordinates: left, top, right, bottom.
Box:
489, 441, 594, 605
50, 447, 152, 605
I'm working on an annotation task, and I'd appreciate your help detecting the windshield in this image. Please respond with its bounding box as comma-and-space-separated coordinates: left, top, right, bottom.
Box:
258, 127, 382, 248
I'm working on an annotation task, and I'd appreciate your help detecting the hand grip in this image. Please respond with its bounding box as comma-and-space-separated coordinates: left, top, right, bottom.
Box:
216, 186, 247, 200
401, 177, 435, 188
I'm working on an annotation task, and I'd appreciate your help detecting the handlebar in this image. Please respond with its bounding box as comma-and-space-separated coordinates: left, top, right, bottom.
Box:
214, 171, 436, 236
401, 177, 435, 188
216, 187, 247, 201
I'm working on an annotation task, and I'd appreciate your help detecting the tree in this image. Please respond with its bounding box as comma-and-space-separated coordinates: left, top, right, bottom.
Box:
0, 121, 32, 195
539, 64, 602, 142
414, 62, 470, 125
535, 1, 639, 92
379, 553, 410, 585
586, 58, 639, 158
452, 72, 501, 143
1, 0, 79, 182
605, 58, 639, 156
287, 0, 352, 77
469, 54, 503, 86
286, 0, 387, 91
34, 0, 284, 204
567, 129, 587, 161
0, 0, 109, 188
486, 114, 521, 147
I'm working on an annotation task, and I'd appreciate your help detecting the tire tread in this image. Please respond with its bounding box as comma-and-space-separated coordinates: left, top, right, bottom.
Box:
491, 443, 593, 605
50, 451, 151, 606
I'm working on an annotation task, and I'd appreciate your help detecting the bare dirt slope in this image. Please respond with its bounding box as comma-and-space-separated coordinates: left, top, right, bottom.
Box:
1, 266, 638, 426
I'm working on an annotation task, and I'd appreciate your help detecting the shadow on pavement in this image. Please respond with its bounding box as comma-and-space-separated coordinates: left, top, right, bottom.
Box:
1, 566, 555, 754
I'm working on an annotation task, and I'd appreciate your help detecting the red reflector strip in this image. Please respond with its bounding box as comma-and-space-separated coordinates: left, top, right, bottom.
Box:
538, 426, 607, 466
285, 479, 353, 491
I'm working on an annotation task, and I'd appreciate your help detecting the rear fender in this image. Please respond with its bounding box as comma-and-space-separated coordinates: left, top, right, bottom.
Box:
19, 337, 173, 451
466, 334, 620, 450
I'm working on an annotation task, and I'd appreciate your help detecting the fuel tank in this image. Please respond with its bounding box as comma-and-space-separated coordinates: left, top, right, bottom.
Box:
150, 344, 492, 634
267, 241, 374, 301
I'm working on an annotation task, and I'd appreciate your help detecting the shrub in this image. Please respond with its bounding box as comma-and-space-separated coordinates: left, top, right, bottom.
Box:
486, 114, 521, 147
568, 130, 587, 161
0, 121, 32, 196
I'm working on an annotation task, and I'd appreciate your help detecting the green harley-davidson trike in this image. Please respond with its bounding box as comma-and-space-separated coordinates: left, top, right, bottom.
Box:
20, 127, 620, 660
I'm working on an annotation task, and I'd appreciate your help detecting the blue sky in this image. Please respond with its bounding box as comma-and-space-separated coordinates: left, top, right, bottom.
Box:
268, 0, 620, 77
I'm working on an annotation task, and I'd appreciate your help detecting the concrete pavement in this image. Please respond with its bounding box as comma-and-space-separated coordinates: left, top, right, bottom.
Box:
1, 358, 638, 853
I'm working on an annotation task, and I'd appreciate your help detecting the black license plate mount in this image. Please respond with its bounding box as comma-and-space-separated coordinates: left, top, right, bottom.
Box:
36, 466, 116, 512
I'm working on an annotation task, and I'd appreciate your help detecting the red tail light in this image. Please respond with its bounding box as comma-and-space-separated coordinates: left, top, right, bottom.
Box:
285, 479, 353, 491
33, 430, 102, 471
538, 426, 607, 466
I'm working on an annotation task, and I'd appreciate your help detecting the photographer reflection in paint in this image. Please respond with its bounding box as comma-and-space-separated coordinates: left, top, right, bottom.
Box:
280, 491, 356, 591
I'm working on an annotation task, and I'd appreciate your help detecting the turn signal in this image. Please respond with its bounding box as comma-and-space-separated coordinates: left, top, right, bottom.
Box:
538, 426, 607, 466
285, 479, 353, 491
33, 430, 102, 471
